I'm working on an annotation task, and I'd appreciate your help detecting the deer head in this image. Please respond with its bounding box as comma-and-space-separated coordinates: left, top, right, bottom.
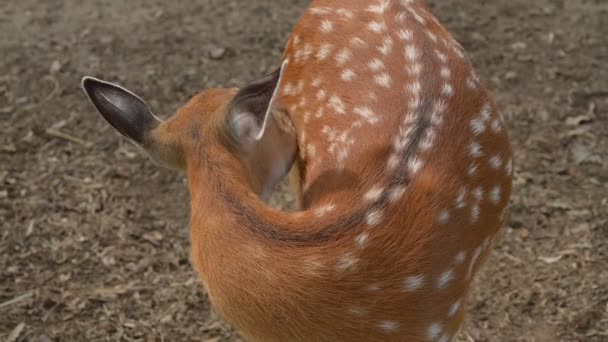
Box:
82, 60, 297, 202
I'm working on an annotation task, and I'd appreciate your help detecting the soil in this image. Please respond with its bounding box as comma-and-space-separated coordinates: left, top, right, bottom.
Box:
1, 0, 607, 341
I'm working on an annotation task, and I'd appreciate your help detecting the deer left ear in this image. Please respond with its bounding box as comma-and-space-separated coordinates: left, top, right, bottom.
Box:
228, 59, 288, 147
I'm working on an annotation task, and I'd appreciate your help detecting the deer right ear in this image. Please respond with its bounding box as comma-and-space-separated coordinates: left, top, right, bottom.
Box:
81, 76, 161, 145
227, 60, 288, 148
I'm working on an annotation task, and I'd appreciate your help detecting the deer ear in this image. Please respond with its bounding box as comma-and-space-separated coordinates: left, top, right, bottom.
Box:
81, 76, 161, 145
228, 59, 288, 147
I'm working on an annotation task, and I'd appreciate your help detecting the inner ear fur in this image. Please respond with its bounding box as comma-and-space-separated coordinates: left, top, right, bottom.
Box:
226, 60, 288, 146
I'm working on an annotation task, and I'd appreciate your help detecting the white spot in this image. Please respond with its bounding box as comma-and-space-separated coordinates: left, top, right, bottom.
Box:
471, 204, 480, 223
456, 187, 467, 208
316, 43, 333, 60
298, 43, 314, 61
433, 100, 448, 115
395, 11, 407, 23
291, 35, 300, 46
335, 48, 352, 65
388, 186, 407, 203
314, 107, 325, 118
368, 20, 387, 33
354, 106, 379, 124
295, 80, 304, 94
341, 69, 356, 81
316, 89, 327, 101
349, 306, 366, 316
282, 82, 294, 96
366, 284, 381, 292
491, 118, 503, 133
505, 158, 513, 175
403, 274, 425, 291
369, 58, 385, 71
470, 117, 486, 135
355, 232, 369, 248
489, 155, 503, 169
480, 103, 492, 121
468, 162, 479, 177
378, 36, 393, 55
469, 142, 483, 158
440, 66, 451, 79
409, 99, 421, 112
307, 144, 316, 158
436, 269, 455, 289
364, 186, 385, 203
312, 78, 323, 87
375, 73, 392, 88
336, 8, 355, 19
430, 107, 445, 126
350, 36, 367, 48
420, 129, 436, 150
366, 209, 383, 226
442, 83, 454, 96
321, 19, 334, 33
398, 29, 413, 41
448, 299, 462, 317
387, 154, 400, 170
454, 251, 466, 265
452, 43, 466, 59
405, 45, 419, 61
378, 321, 399, 333
309, 7, 332, 15
407, 81, 421, 95
367, 0, 391, 14
367, 90, 378, 102
336, 252, 359, 272
435, 50, 448, 63
467, 76, 478, 89
315, 203, 336, 217
490, 185, 502, 204
329, 95, 346, 114
427, 31, 438, 43
393, 134, 408, 151
427, 323, 443, 340
472, 186, 484, 201
407, 157, 423, 174
408, 63, 422, 76
438, 209, 450, 224
410, 9, 426, 24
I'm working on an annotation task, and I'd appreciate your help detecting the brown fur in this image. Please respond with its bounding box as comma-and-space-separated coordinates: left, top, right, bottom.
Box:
88, 1, 513, 341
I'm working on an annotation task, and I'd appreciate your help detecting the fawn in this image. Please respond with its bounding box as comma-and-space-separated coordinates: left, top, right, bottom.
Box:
82, 0, 512, 341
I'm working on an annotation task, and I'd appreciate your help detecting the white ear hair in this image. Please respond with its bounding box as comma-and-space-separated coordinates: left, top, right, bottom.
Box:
254, 59, 289, 141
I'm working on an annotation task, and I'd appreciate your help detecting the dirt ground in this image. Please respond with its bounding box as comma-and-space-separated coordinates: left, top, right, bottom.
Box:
1, 0, 607, 341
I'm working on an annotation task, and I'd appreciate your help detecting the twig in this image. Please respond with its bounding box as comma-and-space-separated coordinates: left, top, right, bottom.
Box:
464, 331, 476, 342
6, 322, 25, 342
0, 290, 34, 311
45, 128, 91, 147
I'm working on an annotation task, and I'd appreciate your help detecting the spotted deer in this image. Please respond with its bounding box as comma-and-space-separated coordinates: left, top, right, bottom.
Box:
81, 0, 512, 341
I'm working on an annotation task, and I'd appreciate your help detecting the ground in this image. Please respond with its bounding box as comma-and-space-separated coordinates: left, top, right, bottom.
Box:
1, 0, 607, 341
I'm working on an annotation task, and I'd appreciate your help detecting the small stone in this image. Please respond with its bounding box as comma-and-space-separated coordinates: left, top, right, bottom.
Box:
504, 71, 517, 80
209, 47, 226, 60
50, 60, 62, 73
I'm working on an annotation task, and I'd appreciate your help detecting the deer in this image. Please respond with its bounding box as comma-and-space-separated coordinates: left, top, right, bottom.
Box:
81, 0, 512, 341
